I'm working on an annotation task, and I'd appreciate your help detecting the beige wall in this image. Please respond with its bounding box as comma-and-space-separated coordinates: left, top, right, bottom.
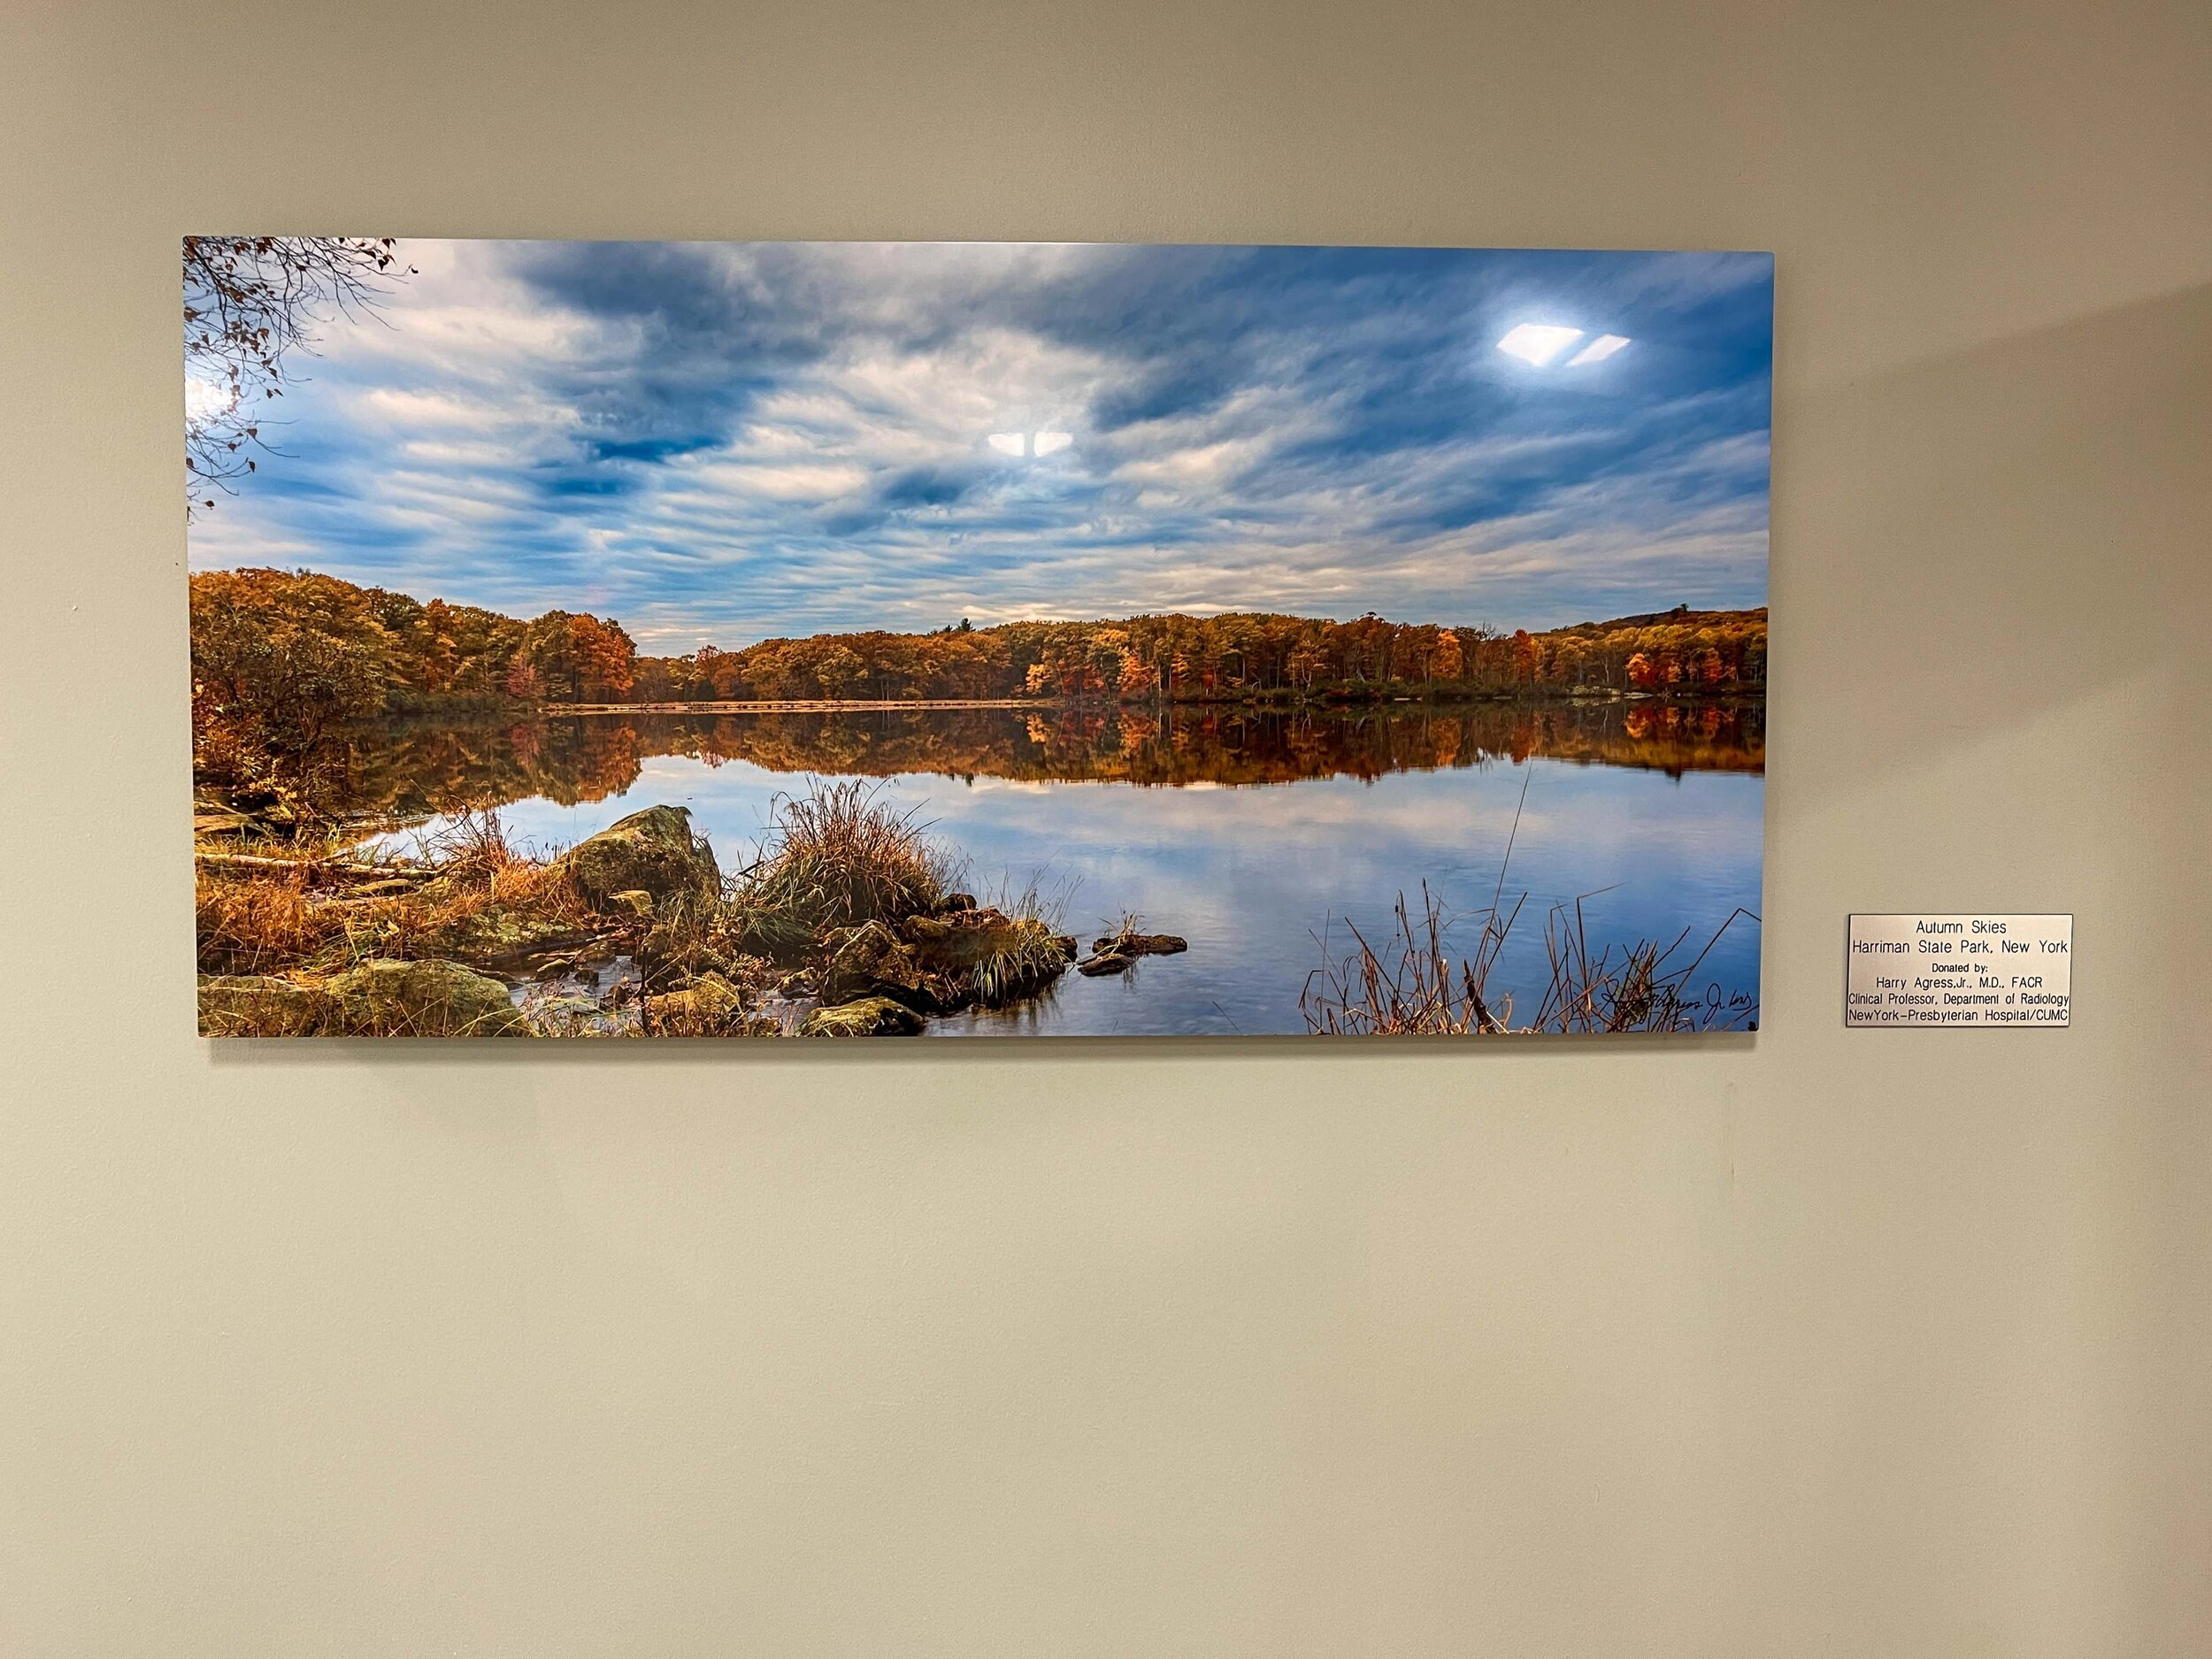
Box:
4, 2, 2208, 1653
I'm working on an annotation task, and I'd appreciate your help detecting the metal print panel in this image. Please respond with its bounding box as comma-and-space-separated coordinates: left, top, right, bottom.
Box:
187, 239, 1769, 1039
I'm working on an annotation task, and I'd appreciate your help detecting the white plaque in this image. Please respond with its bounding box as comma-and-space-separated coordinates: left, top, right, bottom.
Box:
1846, 914, 2070, 1027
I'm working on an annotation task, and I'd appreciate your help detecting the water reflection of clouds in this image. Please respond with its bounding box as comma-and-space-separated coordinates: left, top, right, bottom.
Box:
467, 754, 1761, 1037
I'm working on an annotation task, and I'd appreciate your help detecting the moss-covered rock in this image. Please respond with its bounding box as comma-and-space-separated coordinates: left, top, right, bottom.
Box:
899, 909, 1014, 969
818, 919, 949, 1009
417, 904, 594, 965
198, 974, 337, 1037
325, 958, 526, 1036
649, 972, 780, 1037
902, 909, 1077, 1007
557, 805, 719, 913
800, 995, 926, 1037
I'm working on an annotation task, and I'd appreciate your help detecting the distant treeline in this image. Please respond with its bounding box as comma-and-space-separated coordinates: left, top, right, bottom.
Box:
641, 603, 1766, 705
190, 566, 1766, 807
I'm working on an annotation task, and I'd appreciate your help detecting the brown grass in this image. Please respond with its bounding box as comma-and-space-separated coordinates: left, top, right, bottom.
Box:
1301, 884, 1757, 1036
195, 867, 326, 974
1301, 765, 1757, 1037
965, 917, 1077, 1008
195, 810, 597, 977
741, 780, 952, 932
1299, 883, 1517, 1035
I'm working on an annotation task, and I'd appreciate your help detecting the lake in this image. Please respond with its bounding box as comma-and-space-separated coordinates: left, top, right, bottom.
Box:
344, 702, 1763, 1037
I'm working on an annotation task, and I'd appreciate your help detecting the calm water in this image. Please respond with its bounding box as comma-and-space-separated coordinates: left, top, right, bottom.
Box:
347, 703, 1763, 1037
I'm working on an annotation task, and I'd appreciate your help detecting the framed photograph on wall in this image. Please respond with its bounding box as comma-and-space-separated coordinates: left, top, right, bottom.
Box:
187, 239, 1769, 1039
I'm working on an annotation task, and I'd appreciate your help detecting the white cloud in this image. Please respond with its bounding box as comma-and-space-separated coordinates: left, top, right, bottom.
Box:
186, 240, 1771, 642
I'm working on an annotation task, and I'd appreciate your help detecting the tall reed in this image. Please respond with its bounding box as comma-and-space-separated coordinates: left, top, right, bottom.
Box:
1301, 886, 1757, 1035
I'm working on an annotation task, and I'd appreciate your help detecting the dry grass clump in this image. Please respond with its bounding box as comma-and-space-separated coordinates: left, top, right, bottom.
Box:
1300, 883, 1516, 1035
1523, 899, 1758, 1033
964, 890, 1081, 1004
1302, 768, 1757, 1038
1302, 884, 1757, 1036
196, 811, 600, 976
369, 814, 595, 961
742, 780, 952, 932
967, 919, 1075, 1007
890, 880, 1076, 1009
636, 898, 787, 999
196, 868, 326, 974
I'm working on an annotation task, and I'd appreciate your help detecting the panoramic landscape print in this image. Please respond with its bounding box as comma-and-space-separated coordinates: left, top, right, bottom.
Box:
187, 238, 1770, 1039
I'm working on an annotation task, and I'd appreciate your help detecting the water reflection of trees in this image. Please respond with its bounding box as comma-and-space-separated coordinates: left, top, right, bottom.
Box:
327, 701, 1763, 819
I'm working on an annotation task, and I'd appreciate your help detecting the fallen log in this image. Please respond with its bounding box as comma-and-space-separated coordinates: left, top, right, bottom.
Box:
195, 850, 433, 882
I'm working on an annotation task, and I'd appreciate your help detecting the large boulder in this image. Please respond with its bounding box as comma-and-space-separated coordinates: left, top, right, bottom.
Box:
325, 958, 526, 1036
800, 995, 926, 1037
557, 806, 719, 913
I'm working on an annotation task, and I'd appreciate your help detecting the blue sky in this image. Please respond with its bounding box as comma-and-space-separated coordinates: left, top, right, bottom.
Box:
186, 240, 1772, 652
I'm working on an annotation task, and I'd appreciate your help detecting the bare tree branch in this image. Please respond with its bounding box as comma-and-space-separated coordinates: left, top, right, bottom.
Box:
182, 236, 415, 518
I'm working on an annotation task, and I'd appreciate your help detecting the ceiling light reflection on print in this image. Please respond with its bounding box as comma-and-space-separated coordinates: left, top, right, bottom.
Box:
1566, 334, 1630, 366
1494, 325, 1632, 368
987, 431, 1075, 457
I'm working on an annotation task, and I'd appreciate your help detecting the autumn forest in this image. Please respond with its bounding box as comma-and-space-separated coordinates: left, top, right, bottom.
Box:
191, 565, 1765, 804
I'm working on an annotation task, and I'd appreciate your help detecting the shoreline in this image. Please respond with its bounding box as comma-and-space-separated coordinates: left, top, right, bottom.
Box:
194, 794, 1164, 1039
542, 688, 1767, 717
551, 697, 1057, 714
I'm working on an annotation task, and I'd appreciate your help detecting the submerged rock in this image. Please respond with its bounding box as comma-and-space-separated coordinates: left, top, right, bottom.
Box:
558, 805, 720, 913
1090, 932, 1188, 957
325, 958, 526, 1036
1072, 927, 1187, 979
800, 995, 926, 1037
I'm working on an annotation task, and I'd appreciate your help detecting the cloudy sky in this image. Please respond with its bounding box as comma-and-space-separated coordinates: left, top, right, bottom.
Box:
185, 240, 1771, 653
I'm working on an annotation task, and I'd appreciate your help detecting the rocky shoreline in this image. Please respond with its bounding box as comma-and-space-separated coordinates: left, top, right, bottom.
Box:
196, 795, 1171, 1039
